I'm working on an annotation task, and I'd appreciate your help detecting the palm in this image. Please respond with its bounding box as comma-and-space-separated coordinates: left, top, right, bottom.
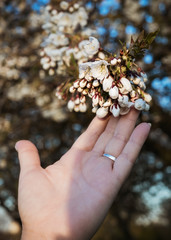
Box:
17, 109, 150, 239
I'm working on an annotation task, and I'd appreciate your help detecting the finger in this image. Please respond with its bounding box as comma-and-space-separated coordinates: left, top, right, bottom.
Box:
72, 116, 110, 152
104, 108, 139, 158
15, 140, 41, 172
93, 116, 119, 155
112, 122, 151, 186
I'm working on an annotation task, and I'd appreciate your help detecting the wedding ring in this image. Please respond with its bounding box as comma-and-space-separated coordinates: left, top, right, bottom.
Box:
103, 153, 116, 161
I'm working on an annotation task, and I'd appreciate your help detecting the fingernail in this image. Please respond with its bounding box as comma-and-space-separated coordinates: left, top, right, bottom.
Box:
15, 141, 20, 151
148, 123, 151, 127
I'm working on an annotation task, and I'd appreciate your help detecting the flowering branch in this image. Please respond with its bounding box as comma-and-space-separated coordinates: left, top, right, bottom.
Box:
40, 1, 158, 119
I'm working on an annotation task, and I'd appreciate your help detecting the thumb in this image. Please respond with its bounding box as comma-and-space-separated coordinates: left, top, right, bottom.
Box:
15, 140, 41, 172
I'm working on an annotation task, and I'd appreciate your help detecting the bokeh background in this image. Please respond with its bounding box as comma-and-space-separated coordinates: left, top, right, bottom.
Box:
0, 0, 171, 239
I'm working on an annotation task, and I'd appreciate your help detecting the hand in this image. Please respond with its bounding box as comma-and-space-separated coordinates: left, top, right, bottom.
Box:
16, 109, 151, 240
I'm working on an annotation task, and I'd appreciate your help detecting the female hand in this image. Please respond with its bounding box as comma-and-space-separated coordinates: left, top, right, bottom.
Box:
16, 109, 151, 240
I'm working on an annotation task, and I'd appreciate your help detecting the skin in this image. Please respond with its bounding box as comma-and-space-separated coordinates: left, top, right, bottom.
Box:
16, 109, 151, 240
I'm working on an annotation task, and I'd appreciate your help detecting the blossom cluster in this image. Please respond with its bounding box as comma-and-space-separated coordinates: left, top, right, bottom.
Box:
56, 36, 152, 118
40, 1, 96, 76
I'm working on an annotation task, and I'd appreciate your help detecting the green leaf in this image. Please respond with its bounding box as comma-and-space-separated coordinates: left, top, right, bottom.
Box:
128, 30, 159, 60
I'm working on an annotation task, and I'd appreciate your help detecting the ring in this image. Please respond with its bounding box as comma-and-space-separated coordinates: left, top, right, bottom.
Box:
103, 153, 116, 161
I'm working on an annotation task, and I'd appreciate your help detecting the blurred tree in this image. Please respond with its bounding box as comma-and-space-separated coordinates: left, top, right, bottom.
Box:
0, 0, 171, 239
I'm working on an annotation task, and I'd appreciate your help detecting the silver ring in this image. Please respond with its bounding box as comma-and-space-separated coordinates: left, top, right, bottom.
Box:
103, 153, 116, 161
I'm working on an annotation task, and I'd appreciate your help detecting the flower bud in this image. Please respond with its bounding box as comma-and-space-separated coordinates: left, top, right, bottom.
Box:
96, 107, 109, 118
73, 80, 80, 88
92, 94, 99, 106
88, 89, 96, 98
130, 90, 136, 98
103, 98, 112, 107
82, 89, 88, 95
80, 79, 87, 88
109, 86, 119, 99
139, 81, 146, 90
118, 95, 129, 107
92, 106, 98, 113
74, 105, 80, 112
77, 87, 83, 93
117, 59, 121, 63
75, 98, 80, 105
140, 72, 148, 82
93, 80, 100, 87
69, 86, 76, 93
144, 93, 152, 103
133, 77, 141, 85
80, 103, 87, 112
98, 52, 105, 60
43, 63, 50, 70
67, 100, 75, 111
120, 107, 131, 115
80, 95, 86, 103
74, 3, 79, 9
60, 1, 69, 10
99, 96, 104, 107
110, 104, 120, 117
87, 82, 92, 89
110, 58, 117, 65
49, 69, 55, 76
134, 99, 146, 110
119, 77, 133, 94
50, 61, 56, 67
103, 76, 113, 92
144, 103, 150, 111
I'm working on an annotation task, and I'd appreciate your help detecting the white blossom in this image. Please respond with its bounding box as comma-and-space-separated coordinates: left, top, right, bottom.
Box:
96, 107, 109, 118
134, 99, 146, 110
109, 86, 119, 99
75, 7, 88, 27
82, 37, 100, 56
119, 77, 133, 94
91, 60, 109, 81
79, 62, 92, 80
102, 76, 113, 92
44, 33, 69, 47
